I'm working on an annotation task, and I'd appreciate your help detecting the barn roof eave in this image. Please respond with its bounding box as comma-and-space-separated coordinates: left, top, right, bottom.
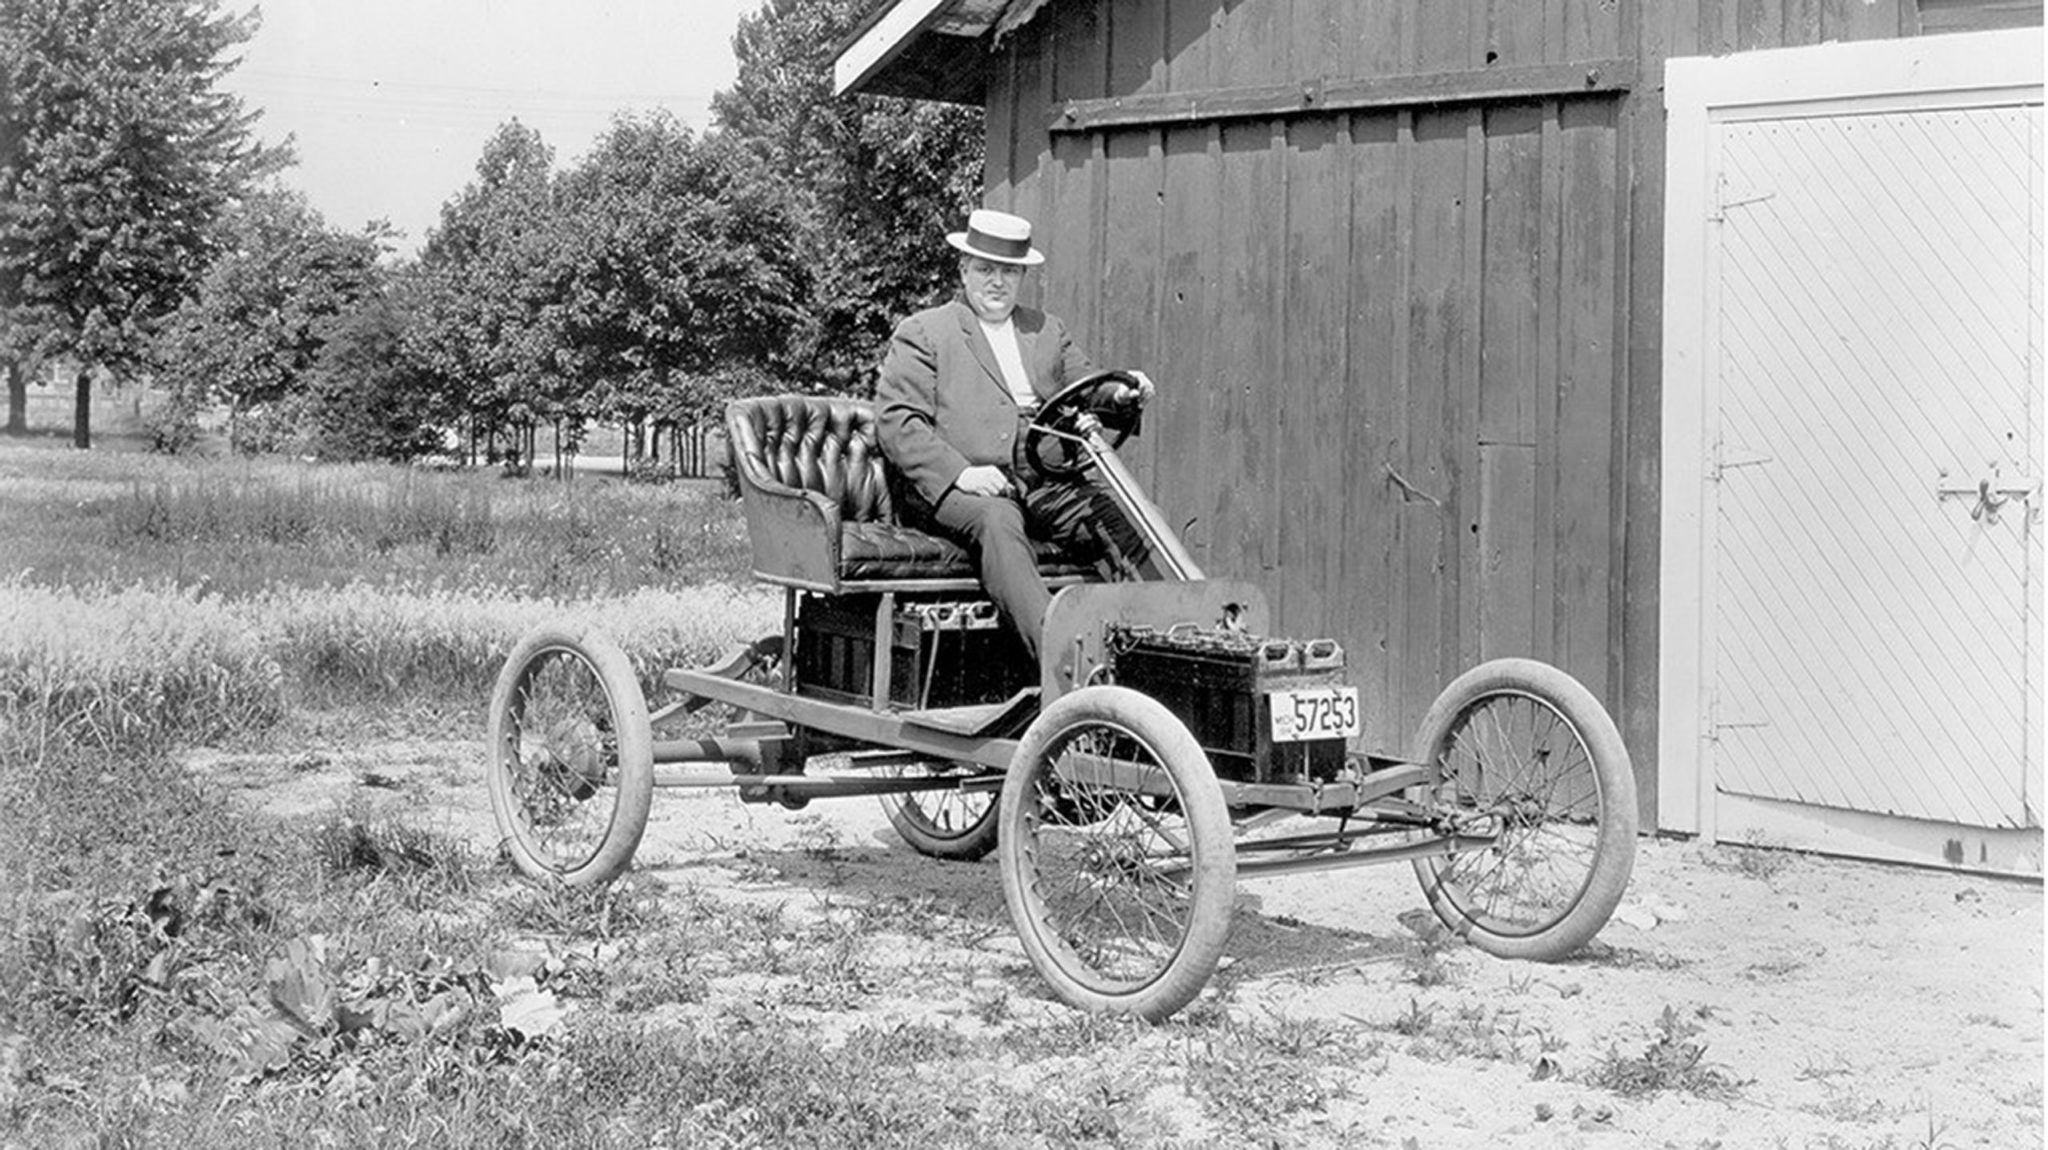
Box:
833, 0, 1034, 106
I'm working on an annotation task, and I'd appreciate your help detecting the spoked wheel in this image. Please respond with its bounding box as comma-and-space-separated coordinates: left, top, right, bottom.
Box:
998, 686, 1235, 1021
1410, 658, 1638, 960
486, 625, 653, 886
879, 762, 1000, 861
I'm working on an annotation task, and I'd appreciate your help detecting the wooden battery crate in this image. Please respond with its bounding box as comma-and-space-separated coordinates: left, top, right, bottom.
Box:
793, 593, 1031, 710
1107, 625, 1353, 782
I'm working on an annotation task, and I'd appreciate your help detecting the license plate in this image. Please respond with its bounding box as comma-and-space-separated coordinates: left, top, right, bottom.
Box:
1268, 686, 1361, 743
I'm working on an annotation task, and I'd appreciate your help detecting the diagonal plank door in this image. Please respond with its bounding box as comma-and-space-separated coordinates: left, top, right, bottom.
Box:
1709, 105, 2040, 830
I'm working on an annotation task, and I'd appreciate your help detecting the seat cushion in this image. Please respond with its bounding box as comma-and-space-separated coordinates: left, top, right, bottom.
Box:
729, 395, 894, 524
839, 522, 1096, 583
728, 394, 1100, 588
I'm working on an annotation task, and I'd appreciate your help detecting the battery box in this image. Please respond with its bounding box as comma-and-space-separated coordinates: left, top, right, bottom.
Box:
793, 593, 1032, 710
1107, 624, 1352, 783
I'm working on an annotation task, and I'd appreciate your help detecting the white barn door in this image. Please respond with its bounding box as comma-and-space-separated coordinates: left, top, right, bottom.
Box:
1661, 31, 2044, 873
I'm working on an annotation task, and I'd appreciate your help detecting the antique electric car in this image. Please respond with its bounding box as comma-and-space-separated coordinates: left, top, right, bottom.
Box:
485, 372, 1638, 1021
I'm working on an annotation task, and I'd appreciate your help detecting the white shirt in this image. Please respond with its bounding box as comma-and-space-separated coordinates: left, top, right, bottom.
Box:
979, 318, 1035, 407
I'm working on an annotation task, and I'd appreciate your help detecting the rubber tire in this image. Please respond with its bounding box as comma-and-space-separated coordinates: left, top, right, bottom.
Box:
486, 624, 653, 887
998, 685, 1236, 1021
881, 768, 1001, 861
1409, 657, 1637, 960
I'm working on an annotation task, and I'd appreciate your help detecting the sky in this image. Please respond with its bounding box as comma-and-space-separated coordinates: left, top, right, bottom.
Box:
221, 0, 767, 256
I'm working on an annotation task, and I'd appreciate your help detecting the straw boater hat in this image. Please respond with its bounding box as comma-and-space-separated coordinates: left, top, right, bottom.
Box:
947, 208, 1046, 266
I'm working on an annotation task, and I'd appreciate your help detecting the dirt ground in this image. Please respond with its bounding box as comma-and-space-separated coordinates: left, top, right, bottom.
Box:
186, 732, 2046, 1150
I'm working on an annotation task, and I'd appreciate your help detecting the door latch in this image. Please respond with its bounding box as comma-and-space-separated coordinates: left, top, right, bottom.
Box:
1936, 475, 2039, 523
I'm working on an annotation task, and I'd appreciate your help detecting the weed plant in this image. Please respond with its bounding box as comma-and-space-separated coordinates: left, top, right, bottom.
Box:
1586, 1004, 1743, 1099
0, 737, 286, 1042
496, 875, 669, 942
1180, 1012, 1358, 1129
1400, 931, 1459, 987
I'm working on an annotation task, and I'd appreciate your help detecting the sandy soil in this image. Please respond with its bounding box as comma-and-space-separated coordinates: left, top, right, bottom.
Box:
186, 732, 2045, 1150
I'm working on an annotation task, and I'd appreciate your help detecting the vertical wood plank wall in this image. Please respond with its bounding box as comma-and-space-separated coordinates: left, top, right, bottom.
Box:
979, 0, 1925, 811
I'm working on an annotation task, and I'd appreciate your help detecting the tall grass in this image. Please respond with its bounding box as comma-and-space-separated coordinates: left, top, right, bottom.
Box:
0, 439, 773, 746
0, 442, 750, 599
264, 581, 781, 703
0, 581, 287, 748
1, 577, 781, 747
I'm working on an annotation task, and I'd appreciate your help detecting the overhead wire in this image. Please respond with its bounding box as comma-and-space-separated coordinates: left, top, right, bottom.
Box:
235, 67, 705, 107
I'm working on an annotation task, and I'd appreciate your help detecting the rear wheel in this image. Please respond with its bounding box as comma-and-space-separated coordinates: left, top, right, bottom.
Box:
998, 686, 1235, 1021
486, 625, 653, 886
1410, 658, 1637, 960
880, 764, 1000, 860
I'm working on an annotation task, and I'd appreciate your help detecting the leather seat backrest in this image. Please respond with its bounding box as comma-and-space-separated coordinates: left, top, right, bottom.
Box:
726, 395, 894, 524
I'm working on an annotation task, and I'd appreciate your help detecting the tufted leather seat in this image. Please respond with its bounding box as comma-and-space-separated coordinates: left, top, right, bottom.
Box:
725, 395, 1094, 591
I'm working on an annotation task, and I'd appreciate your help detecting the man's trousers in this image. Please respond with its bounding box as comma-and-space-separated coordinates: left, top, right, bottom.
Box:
919, 474, 1152, 660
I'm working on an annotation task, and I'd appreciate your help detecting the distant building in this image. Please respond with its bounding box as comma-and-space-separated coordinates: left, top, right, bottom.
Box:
19, 358, 145, 435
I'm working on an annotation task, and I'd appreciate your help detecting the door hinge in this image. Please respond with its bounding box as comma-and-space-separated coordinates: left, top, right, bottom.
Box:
1708, 447, 1773, 483
1709, 175, 1777, 222
1707, 692, 1770, 739
1706, 717, 1770, 742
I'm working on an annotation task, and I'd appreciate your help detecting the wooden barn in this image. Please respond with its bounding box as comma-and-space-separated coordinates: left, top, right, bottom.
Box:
833, 0, 2044, 872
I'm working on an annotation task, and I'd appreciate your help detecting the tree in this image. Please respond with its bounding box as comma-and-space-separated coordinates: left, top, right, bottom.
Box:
305, 284, 447, 463
411, 120, 565, 469
154, 186, 390, 452
554, 112, 807, 465
714, 0, 983, 393
0, 0, 283, 446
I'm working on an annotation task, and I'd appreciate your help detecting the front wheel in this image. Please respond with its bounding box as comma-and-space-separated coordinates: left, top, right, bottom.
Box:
1410, 658, 1637, 960
486, 625, 653, 886
998, 686, 1235, 1021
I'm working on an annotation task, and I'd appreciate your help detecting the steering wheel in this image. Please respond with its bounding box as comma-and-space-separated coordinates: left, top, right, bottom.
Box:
1023, 369, 1144, 480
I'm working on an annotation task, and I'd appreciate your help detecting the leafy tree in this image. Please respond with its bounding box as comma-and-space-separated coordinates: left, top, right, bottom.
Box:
714, 0, 984, 393
554, 112, 807, 462
411, 121, 566, 469
153, 186, 390, 452
305, 285, 446, 462
0, 0, 283, 446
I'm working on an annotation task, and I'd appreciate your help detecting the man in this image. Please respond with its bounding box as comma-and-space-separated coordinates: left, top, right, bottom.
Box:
877, 208, 1154, 659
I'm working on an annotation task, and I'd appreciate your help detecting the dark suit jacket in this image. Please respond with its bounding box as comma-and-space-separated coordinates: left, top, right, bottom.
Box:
876, 298, 1094, 510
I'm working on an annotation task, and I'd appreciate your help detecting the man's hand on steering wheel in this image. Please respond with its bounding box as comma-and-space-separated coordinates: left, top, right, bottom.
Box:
1094, 370, 1155, 413
1024, 368, 1153, 480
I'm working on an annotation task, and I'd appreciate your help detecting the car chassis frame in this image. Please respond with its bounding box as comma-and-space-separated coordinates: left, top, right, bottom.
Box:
486, 373, 1640, 1021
